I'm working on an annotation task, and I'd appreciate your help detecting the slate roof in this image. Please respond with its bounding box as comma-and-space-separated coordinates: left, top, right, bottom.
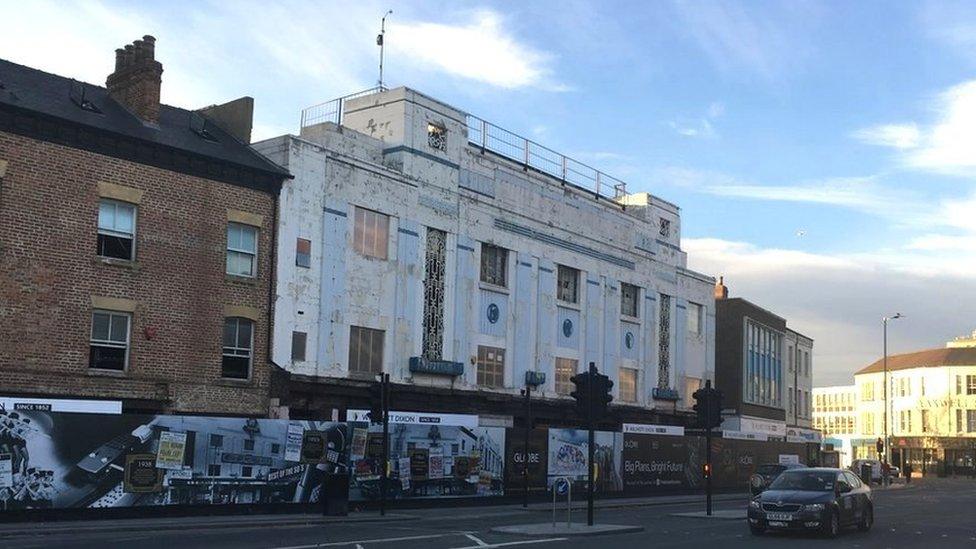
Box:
0, 58, 289, 183
855, 347, 976, 375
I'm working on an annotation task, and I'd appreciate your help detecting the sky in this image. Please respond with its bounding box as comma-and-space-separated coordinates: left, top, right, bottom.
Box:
2, 0, 975, 387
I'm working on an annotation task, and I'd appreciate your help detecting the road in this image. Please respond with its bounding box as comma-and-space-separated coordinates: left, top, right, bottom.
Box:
2, 478, 975, 548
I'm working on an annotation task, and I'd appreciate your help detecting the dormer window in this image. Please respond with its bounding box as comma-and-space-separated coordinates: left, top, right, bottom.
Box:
427, 123, 446, 152
659, 217, 671, 238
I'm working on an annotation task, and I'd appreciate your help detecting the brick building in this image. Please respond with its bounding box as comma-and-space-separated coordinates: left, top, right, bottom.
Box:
0, 36, 290, 415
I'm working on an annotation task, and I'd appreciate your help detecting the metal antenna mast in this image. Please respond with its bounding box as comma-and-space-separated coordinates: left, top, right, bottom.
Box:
377, 10, 393, 88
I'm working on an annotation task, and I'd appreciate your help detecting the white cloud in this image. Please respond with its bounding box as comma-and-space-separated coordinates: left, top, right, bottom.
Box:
906, 234, 976, 251
854, 79, 976, 175
391, 10, 562, 90
668, 101, 724, 139
851, 123, 920, 149
685, 237, 976, 385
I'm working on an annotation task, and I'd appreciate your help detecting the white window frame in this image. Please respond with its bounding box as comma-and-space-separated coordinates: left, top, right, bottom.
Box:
554, 357, 577, 395
222, 317, 254, 379
226, 222, 258, 277
476, 345, 506, 388
619, 367, 638, 403
353, 206, 390, 260
687, 302, 703, 335
89, 310, 131, 371
480, 243, 508, 288
556, 265, 580, 304
620, 283, 639, 318
97, 199, 137, 260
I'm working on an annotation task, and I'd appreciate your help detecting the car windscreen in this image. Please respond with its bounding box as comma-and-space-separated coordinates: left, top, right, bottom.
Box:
755, 464, 785, 476
767, 470, 836, 492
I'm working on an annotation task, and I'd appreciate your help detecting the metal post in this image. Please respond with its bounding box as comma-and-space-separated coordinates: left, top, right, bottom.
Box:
378, 11, 392, 88
587, 362, 596, 527
481, 119, 487, 152
380, 373, 389, 515
567, 480, 572, 528
706, 379, 713, 516
561, 156, 567, 181
524, 139, 530, 170
522, 385, 531, 508
883, 318, 888, 488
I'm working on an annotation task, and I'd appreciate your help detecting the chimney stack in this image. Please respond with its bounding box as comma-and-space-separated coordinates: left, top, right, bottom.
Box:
106, 35, 163, 124
714, 276, 728, 300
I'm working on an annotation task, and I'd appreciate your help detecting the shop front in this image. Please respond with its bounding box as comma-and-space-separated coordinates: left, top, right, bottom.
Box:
888, 437, 976, 477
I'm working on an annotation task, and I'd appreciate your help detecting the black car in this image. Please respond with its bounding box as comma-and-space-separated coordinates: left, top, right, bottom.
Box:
749, 462, 805, 495
747, 467, 873, 538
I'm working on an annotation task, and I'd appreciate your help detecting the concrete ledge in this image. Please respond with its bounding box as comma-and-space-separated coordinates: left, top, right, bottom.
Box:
0, 512, 415, 539
491, 523, 644, 537
671, 510, 744, 520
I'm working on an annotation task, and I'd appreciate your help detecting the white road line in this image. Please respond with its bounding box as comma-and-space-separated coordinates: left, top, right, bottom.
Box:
465, 533, 489, 546
448, 538, 568, 549
272, 531, 476, 549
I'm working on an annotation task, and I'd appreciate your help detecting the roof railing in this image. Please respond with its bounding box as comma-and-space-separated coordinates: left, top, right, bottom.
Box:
299, 88, 631, 201
466, 114, 628, 201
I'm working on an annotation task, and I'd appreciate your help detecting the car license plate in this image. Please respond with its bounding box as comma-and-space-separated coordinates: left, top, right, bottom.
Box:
767, 513, 793, 521
768, 521, 788, 527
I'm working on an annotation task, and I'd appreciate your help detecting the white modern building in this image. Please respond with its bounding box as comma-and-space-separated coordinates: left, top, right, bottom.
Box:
813, 385, 857, 467
255, 87, 716, 426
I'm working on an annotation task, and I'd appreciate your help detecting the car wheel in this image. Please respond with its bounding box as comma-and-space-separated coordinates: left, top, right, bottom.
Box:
858, 504, 873, 532
749, 525, 764, 536
822, 510, 840, 538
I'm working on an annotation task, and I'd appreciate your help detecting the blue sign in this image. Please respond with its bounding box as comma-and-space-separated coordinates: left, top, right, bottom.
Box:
525, 371, 547, 387
625, 332, 634, 349
487, 303, 500, 324
409, 357, 464, 376
562, 319, 573, 337
652, 387, 681, 401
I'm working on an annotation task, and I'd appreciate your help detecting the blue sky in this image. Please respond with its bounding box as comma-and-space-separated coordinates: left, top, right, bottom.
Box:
4, 0, 976, 385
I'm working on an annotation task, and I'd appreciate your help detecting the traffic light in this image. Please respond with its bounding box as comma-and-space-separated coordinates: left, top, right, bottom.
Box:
569, 364, 614, 420
693, 381, 724, 429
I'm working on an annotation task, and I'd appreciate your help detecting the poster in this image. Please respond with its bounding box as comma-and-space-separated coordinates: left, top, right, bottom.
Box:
350, 428, 368, 461
0, 410, 348, 511
284, 422, 305, 462
398, 457, 411, 491
155, 431, 187, 470
348, 423, 506, 502
0, 454, 12, 489
124, 454, 162, 493
547, 428, 623, 493
503, 428, 548, 496
622, 433, 699, 492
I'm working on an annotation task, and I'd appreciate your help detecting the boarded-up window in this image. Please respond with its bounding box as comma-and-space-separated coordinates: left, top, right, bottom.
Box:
296, 238, 311, 268
291, 331, 307, 362
353, 207, 389, 260
477, 345, 505, 388
349, 326, 384, 374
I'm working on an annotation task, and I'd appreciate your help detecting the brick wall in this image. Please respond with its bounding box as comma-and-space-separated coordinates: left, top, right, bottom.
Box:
0, 131, 276, 416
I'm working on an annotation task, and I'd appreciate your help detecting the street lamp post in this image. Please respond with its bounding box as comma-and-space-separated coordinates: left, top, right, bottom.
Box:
882, 312, 903, 485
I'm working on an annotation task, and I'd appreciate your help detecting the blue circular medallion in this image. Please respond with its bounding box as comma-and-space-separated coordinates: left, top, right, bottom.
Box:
562, 319, 574, 338
625, 332, 634, 349
487, 303, 500, 324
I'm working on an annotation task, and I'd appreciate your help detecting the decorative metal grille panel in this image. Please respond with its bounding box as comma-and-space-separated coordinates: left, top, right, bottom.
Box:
422, 228, 447, 360
427, 124, 447, 152
658, 294, 671, 389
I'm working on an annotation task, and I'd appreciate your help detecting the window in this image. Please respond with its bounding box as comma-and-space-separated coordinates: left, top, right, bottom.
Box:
555, 358, 577, 395
243, 439, 255, 452
921, 410, 931, 433
222, 317, 253, 379
296, 238, 311, 268
684, 376, 702, 404
241, 466, 253, 478
620, 283, 639, 318
687, 302, 702, 335
619, 368, 637, 403
861, 382, 874, 401
226, 222, 258, 277
422, 228, 447, 360
968, 375, 976, 395
957, 375, 963, 395
208, 464, 222, 476
97, 199, 136, 260
427, 123, 446, 151
969, 410, 976, 433
353, 207, 390, 260
788, 346, 794, 373
89, 310, 130, 370
476, 345, 505, 388
789, 388, 795, 415
210, 434, 224, 448
557, 265, 580, 304
291, 331, 307, 362
480, 244, 508, 287
659, 217, 671, 238
271, 443, 281, 454
920, 376, 926, 396
349, 326, 384, 374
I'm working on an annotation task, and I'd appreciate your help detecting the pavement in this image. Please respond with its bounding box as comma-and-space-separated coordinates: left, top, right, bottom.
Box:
2, 477, 976, 548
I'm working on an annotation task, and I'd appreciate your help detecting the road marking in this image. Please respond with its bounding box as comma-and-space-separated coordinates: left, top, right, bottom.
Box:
465, 534, 489, 546
272, 531, 476, 548
448, 538, 567, 549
